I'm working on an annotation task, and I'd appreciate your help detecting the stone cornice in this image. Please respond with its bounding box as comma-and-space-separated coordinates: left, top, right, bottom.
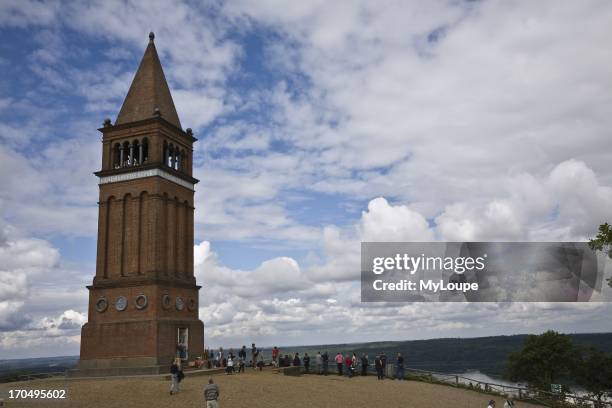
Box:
96, 165, 198, 190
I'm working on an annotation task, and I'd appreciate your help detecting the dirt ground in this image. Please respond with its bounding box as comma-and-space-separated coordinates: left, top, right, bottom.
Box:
0, 368, 542, 408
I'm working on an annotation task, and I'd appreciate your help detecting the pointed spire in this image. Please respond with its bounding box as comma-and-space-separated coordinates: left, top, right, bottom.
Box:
115, 32, 182, 129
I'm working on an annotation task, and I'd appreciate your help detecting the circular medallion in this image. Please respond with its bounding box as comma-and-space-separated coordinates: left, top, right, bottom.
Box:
115, 296, 128, 311
175, 297, 185, 311
135, 294, 148, 310
95, 297, 108, 313
187, 298, 196, 311
161, 294, 171, 310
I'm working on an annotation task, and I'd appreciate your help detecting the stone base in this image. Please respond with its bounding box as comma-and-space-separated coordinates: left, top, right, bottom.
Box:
67, 356, 171, 378
282, 366, 302, 376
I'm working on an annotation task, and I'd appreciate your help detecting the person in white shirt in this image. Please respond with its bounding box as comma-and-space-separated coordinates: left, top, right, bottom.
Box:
226, 357, 234, 374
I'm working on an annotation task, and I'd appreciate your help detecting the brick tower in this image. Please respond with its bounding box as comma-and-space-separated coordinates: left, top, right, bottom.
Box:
73, 32, 204, 376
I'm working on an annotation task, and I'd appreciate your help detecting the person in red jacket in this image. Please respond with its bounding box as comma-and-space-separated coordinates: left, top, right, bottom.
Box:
344, 355, 354, 378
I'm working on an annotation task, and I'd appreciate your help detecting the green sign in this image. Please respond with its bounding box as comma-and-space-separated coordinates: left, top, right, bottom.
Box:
551, 384, 562, 394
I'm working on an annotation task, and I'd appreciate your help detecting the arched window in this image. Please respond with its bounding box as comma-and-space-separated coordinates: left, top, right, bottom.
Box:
131, 139, 139, 165
121, 141, 130, 167
141, 138, 149, 164
168, 144, 175, 168
113, 143, 120, 168
174, 149, 180, 170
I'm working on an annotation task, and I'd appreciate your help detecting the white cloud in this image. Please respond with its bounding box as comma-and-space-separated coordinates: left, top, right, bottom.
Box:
359, 197, 434, 242
0, 309, 86, 352
436, 160, 612, 241
2, 1, 612, 355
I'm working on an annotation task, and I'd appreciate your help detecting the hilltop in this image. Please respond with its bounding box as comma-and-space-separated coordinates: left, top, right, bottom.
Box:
0, 368, 542, 408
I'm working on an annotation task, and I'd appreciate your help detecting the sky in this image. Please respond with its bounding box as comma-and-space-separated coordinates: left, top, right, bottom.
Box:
1, 0, 612, 359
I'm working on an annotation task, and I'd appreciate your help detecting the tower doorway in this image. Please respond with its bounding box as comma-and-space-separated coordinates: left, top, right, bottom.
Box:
177, 328, 188, 361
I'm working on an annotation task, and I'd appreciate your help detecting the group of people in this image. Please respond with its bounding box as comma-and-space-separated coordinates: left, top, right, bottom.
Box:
269, 349, 405, 380
171, 345, 517, 408
191, 345, 408, 380
272, 346, 313, 370
202, 344, 266, 374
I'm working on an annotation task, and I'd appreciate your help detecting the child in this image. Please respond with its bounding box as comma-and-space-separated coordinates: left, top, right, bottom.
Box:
226, 356, 234, 374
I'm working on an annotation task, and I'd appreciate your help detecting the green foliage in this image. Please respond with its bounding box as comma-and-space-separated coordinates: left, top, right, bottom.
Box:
507, 330, 578, 389
575, 348, 612, 405
588, 222, 612, 287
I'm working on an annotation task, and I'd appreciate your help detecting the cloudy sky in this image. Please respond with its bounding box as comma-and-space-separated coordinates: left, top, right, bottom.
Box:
1, 0, 612, 359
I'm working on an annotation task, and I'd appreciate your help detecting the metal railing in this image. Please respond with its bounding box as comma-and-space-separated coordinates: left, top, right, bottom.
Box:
271, 360, 610, 408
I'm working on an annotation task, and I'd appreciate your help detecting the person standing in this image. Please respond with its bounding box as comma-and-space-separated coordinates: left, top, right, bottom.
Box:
170, 357, 182, 395
361, 354, 369, 376
322, 351, 329, 375
204, 378, 220, 408
395, 352, 404, 380
335, 352, 344, 376
293, 352, 301, 367
344, 354, 353, 378
380, 352, 387, 379
251, 343, 257, 369
315, 352, 322, 374
303, 353, 311, 373
217, 347, 225, 368
374, 355, 383, 380
238, 356, 245, 373
226, 356, 234, 375
272, 346, 279, 368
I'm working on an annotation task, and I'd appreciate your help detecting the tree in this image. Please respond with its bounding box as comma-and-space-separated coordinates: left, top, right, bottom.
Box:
575, 348, 612, 407
588, 222, 612, 287
507, 330, 578, 390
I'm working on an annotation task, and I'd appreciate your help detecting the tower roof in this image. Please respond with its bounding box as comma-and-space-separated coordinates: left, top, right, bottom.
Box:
115, 32, 181, 129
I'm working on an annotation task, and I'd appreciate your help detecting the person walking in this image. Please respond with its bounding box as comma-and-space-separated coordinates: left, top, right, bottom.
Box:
204, 378, 220, 408
315, 352, 322, 374
374, 355, 383, 380
361, 354, 369, 376
395, 352, 404, 380
170, 357, 183, 395
322, 351, 329, 375
335, 352, 344, 376
303, 353, 311, 373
